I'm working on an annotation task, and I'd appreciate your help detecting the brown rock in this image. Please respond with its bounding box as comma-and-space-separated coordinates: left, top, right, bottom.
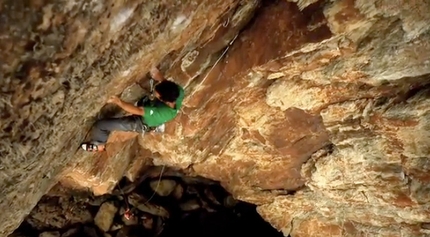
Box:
185, 185, 199, 196
110, 223, 123, 232
120, 83, 147, 103
27, 197, 93, 230
149, 179, 177, 197
172, 183, 184, 200
141, 214, 154, 229
83, 227, 99, 237
59, 132, 140, 195
224, 196, 238, 208
122, 214, 139, 226
61, 228, 79, 237
124, 148, 153, 182
204, 188, 222, 206
2, 0, 430, 236
39, 232, 60, 237
127, 193, 169, 218
0, 0, 254, 234
290, 217, 360, 237
115, 228, 128, 237
179, 199, 201, 212
7, 232, 27, 237
94, 202, 118, 232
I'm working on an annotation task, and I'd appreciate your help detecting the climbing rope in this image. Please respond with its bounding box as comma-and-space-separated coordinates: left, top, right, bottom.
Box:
115, 182, 131, 217
144, 164, 166, 204
119, 164, 166, 219
200, 33, 239, 85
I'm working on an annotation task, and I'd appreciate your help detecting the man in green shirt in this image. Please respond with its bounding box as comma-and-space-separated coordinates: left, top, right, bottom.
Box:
81, 67, 185, 152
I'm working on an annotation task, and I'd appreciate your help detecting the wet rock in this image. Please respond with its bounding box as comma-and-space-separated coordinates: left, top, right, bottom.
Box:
127, 193, 170, 218
94, 202, 118, 232
39, 231, 60, 237
149, 179, 177, 197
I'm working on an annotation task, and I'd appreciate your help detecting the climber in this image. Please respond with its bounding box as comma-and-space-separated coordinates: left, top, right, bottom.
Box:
80, 66, 185, 152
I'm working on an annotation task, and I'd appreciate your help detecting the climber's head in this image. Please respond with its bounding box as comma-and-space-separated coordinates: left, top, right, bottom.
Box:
154, 80, 180, 103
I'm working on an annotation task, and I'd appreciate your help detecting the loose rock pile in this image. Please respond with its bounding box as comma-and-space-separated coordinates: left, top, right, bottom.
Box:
11, 166, 283, 237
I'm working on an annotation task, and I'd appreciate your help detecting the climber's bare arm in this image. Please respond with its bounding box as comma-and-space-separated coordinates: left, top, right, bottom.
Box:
150, 66, 166, 82
107, 96, 144, 116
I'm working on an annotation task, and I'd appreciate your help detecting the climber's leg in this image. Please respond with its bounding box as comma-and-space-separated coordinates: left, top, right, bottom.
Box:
81, 116, 145, 152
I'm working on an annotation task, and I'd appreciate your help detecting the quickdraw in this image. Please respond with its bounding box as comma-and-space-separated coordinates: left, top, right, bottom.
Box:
149, 78, 155, 100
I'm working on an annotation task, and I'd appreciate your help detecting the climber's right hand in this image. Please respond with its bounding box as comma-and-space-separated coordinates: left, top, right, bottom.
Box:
149, 66, 164, 82
107, 95, 121, 105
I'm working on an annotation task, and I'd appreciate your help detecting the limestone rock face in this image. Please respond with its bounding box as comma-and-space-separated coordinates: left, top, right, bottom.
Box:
0, 0, 258, 235
1, 0, 430, 236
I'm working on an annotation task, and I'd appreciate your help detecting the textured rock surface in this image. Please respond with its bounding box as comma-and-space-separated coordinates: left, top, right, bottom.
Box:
0, 0, 258, 235
94, 202, 118, 232
2, 0, 430, 236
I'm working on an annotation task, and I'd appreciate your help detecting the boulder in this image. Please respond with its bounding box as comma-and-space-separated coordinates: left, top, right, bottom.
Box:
94, 202, 118, 232
149, 179, 177, 197
127, 193, 169, 218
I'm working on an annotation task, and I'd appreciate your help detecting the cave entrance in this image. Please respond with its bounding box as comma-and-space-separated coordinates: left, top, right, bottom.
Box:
11, 166, 283, 237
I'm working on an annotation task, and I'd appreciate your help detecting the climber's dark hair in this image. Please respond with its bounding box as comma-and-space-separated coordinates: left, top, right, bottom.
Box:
155, 80, 180, 103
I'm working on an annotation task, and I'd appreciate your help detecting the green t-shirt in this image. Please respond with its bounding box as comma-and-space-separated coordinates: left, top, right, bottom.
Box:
142, 85, 185, 127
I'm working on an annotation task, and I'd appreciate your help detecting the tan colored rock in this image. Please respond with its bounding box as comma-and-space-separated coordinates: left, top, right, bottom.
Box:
59, 132, 140, 195
149, 179, 177, 197
0, 0, 256, 234
124, 148, 153, 182
3, 0, 430, 236
172, 183, 184, 200
142, 0, 430, 236
94, 202, 118, 232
